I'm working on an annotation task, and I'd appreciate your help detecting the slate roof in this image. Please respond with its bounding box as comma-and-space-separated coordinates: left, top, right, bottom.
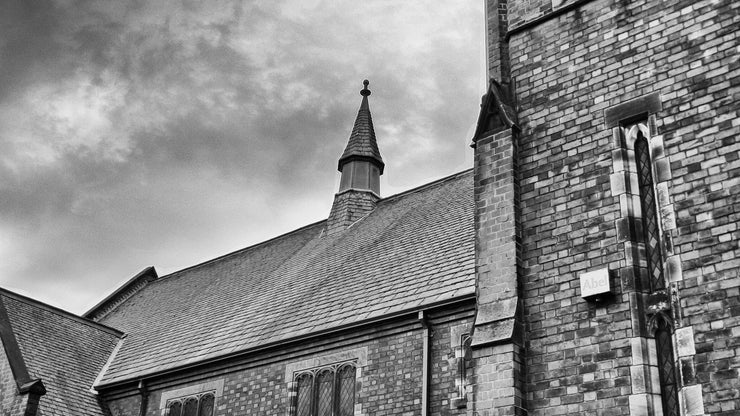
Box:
96, 169, 475, 386
0, 289, 122, 416
338, 80, 384, 173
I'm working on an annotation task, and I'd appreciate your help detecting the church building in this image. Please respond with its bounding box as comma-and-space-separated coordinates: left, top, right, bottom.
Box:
0, 0, 738, 415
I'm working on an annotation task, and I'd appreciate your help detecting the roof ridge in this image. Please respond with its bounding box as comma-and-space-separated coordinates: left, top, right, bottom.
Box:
154, 170, 473, 281
157, 219, 327, 281
0, 288, 123, 337
378, 168, 473, 204
83, 267, 158, 321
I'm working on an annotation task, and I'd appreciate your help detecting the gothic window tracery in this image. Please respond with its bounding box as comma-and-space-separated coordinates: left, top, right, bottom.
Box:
293, 362, 356, 416
166, 392, 215, 416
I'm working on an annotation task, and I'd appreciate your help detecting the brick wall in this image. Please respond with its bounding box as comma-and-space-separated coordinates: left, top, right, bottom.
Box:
498, 0, 739, 414
507, 0, 577, 30
325, 190, 380, 235
102, 304, 475, 416
469, 125, 526, 416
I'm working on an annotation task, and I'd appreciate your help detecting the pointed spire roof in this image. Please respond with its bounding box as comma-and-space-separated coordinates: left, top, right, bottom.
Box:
338, 80, 385, 173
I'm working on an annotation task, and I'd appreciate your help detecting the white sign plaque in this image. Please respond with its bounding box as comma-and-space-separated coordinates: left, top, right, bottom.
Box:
580, 268, 611, 299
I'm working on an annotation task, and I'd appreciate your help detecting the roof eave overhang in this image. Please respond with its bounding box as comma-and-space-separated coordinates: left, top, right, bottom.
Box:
83, 267, 158, 320
0, 294, 47, 397
94, 291, 476, 391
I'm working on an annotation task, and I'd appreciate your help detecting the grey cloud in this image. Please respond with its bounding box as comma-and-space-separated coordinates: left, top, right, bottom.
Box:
0, 1, 69, 102
0, 0, 484, 313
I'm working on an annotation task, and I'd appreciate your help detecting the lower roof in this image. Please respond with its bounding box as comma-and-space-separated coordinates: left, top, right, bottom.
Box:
96, 169, 475, 387
0, 289, 121, 416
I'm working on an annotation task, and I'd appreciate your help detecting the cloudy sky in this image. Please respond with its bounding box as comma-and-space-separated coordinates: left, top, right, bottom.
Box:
0, 0, 486, 314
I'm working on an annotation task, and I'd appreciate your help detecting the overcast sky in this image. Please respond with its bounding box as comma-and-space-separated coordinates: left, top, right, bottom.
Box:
0, 0, 486, 314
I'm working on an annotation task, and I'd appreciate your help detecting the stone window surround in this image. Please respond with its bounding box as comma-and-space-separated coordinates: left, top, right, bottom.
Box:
449, 324, 472, 409
284, 347, 368, 416
158, 379, 224, 416
606, 94, 704, 415
293, 362, 356, 416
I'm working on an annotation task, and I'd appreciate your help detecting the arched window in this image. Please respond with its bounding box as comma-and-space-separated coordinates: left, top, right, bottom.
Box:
634, 131, 665, 292
629, 123, 679, 416
337, 364, 356, 416
165, 392, 216, 416
183, 397, 198, 416
167, 401, 182, 416
655, 319, 679, 415
316, 369, 334, 416
198, 394, 215, 416
293, 362, 356, 416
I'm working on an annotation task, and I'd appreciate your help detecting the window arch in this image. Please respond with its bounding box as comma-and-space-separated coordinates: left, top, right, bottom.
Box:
166, 392, 215, 416
634, 129, 665, 292
626, 122, 679, 416
293, 362, 356, 416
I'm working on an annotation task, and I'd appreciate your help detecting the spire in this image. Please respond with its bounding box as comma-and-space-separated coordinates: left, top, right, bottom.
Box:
325, 80, 385, 236
338, 80, 385, 174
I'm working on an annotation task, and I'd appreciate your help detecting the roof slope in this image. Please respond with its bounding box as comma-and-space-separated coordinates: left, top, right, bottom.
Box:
0, 290, 121, 416
97, 170, 475, 386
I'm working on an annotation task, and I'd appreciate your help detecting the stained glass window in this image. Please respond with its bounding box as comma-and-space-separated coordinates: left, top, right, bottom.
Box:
293, 362, 356, 416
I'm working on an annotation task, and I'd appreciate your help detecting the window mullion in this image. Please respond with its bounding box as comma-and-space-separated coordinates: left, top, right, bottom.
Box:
312, 371, 318, 416
332, 367, 339, 416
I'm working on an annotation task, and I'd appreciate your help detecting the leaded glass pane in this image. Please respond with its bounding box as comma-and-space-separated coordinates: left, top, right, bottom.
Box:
338, 365, 356, 416
635, 135, 665, 291
316, 370, 334, 416
296, 373, 313, 416
168, 402, 182, 416
198, 394, 215, 416
656, 323, 679, 416
183, 397, 198, 416
634, 130, 679, 416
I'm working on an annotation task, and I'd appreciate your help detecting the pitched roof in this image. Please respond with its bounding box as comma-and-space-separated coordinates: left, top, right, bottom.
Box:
338, 80, 384, 173
0, 289, 122, 416
471, 78, 519, 144
96, 169, 475, 387
83, 266, 158, 321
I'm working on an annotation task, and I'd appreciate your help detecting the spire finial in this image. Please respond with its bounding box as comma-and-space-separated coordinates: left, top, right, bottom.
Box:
360, 79, 371, 97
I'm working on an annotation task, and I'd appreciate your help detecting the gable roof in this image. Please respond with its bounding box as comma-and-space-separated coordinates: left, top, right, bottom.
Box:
471, 78, 519, 144
83, 266, 158, 322
95, 169, 475, 387
0, 289, 122, 416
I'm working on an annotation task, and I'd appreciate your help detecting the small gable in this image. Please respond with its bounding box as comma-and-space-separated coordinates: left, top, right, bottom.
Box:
471, 79, 519, 144
0, 290, 122, 416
